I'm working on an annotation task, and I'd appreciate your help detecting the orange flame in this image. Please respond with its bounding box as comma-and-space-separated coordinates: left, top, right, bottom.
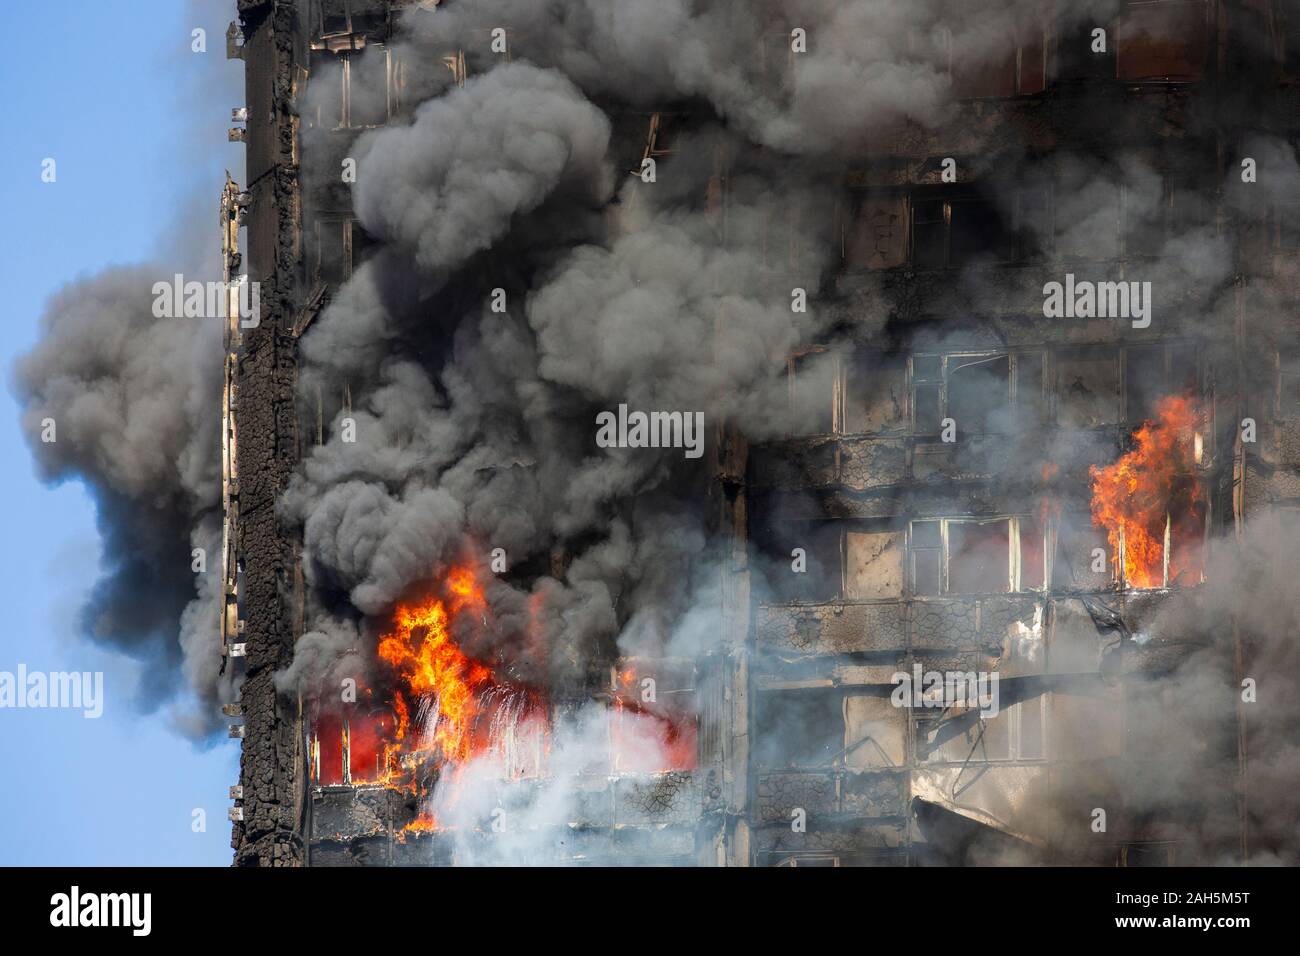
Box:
377, 567, 493, 763
1090, 395, 1203, 589
313, 564, 703, 835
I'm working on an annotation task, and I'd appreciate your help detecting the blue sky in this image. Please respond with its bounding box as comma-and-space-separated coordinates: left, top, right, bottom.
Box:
0, 0, 243, 865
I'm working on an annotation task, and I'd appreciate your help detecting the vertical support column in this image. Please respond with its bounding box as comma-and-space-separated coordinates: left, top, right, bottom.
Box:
230, 0, 306, 867
220, 175, 244, 662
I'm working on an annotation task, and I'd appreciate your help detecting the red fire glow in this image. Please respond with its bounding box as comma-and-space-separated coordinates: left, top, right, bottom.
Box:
1090, 394, 1204, 588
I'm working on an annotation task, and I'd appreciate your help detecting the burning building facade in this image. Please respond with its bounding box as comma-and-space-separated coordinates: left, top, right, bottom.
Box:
214, 0, 1300, 866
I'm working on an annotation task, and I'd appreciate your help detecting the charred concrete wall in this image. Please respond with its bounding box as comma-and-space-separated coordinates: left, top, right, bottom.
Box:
230, 0, 310, 867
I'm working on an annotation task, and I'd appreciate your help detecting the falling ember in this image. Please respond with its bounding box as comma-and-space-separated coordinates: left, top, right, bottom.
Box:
1090, 394, 1205, 589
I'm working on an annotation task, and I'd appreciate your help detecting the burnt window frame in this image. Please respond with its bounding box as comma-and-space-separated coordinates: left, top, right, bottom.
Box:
1280, 0, 1300, 77
1114, 0, 1212, 85
312, 216, 356, 285
1122, 173, 1210, 258
908, 186, 1046, 269
752, 687, 847, 770
939, 18, 1050, 99
1278, 347, 1300, 420
913, 692, 1047, 765
787, 347, 840, 437
909, 350, 1042, 436
1114, 504, 1206, 590
305, 44, 394, 131
1051, 342, 1200, 430
907, 515, 1048, 596
754, 518, 906, 606
785, 348, 909, 439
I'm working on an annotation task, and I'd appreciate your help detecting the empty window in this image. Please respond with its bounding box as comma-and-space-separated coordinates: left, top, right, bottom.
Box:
1020, 516, 1046, 590
306, 52, 345, 129
347, 46, 391, 128
1055, 14, 1116, 80
787, 349, 908, 437
1167, 500, 1206, 587
1126, 343, 1197, 426
948, 27, 1017, 99
1280, 201, 1300, 251
945, 16, 1047, 98
314, 219, 347, 284
764, 199, 808, 273
911, 194, 1014, 268
1056, 347, 1121, 427
843, 352, 907, 433
1057, 344, 1197, 429
1125, 177, 1207, 257
950, 198, 1014, 262
948, 520, 1011, 594
1117, 1, 1210, 83
1283, 0, 1300, 75
1017, 13, 1048, 94
911, 352, 1016, 435
920, 696, 1045, 763
912, 354, 943, 433
314, 219, 353, 284
1280, 349, 1300, 418
909, 517, 1044, 595
756, 519, 842, 604
948, 354, 1013, 434
318, 0, 351, 36
1013, 186, 1052, 259
754, 689, 845, 769
911, 519, 944, 596
757, 520, 905, 604
610, 662, 697, 773
789, 351, 837, 435
1052, 513, 1116, 589
1055, 174, 1120, 260
912, 199, 948, 269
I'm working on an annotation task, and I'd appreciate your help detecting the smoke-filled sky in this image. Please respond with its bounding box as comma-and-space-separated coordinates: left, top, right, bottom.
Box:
0, 0, 239, 865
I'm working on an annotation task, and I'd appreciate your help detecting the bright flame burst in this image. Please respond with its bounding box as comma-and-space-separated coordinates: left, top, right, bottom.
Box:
318, 565, 698, 836
1089, 394, 1203, 589
377, 567, 492, 763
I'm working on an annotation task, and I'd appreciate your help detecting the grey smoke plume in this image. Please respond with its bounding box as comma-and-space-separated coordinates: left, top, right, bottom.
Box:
11, 0, 242, 737
12, 266, 236, 729
396, 0, 1119, 154
352, 62, 614, 273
